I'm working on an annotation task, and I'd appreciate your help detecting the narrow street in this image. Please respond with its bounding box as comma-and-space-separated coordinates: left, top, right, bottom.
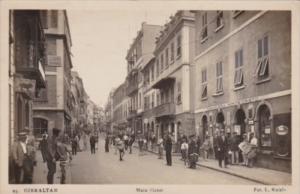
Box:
70, 137, 258, 184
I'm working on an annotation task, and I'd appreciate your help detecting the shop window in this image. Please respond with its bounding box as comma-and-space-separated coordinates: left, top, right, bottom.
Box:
258, 105, 272, 148
234, 49, 244, 87
256, 35, 269, 81
216, 61, 223, 93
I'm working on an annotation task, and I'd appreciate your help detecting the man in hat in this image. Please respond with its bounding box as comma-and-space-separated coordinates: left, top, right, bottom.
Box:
42, 128, 60, 184
216, 129, 229, 168
12, 131, 28, 183
165, 134, 173, 166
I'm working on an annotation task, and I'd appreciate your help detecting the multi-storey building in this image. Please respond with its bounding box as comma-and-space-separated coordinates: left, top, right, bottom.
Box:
70, 71, 88, 135
8, 10, 48, 183
104, 89, 115, 134
192, 11, 291, 172
112, 82, 128, 134
126, 22, 162, 136
149, 11, 196, 145
33, 10, 73, 137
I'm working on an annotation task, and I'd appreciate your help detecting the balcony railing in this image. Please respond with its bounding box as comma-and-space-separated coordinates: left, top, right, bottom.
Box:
153, 102, 175, 118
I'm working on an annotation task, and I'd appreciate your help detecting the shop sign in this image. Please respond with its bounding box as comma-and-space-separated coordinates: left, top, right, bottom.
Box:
248, 120, 254, 125
15, 78, 36, 99
264, 127, 271, 134
234, 125, 241, 135
276, 125, 288, 136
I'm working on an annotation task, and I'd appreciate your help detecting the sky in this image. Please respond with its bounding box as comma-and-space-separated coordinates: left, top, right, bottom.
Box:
68, 9, 177, 107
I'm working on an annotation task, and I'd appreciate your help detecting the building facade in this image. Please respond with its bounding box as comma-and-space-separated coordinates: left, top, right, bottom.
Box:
125, 22, 162, 136
33, 10, 74, 137
150, 11, 196, 146
104, 89, 115, 134
192, 11, 291, 172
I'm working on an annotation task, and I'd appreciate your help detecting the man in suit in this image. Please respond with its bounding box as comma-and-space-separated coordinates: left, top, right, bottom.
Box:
41, 128, 60, 184
12, 132, 28, 184
216, 129, 229, 168
165, 134, 173, 166
188, 135, 198, 169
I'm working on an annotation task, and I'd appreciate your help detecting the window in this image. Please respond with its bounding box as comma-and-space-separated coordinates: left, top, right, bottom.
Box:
201, 69, 208, 99
201, 12, 208, 40
35, 81, 48, 101
156, 59, 160, 77
33, 118, 48, 138
151, 65, 154, 81
161, 91, 165, 104
170, 85, 174, 102
139, 93, 141, 108
170, 42, 175, 62
160, 54, 164, 72
234, 49, 244, 87
165, 48, 169, 68
157, 93, 160, 106
256, 35, 269, 80
176, 35, 182, 58
177, 82, 182, 104
47, 38, 56, 56
216, 11, 224, 30
152, 93, 155, 108
216, 62, 223, 93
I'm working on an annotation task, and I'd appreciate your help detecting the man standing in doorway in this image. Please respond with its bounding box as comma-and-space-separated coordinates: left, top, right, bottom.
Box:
165, 134, 173, 166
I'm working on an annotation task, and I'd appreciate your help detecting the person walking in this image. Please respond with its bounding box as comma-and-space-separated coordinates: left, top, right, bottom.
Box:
165, 134, 173, 166
196, 136, 202, 155
123, 134, 129, 151
90, 135, 96, 154
128, 134, 135, 154
213, 130, 220, 160
56, 136, 72, 184
12, 132, 28, 184
138, 137, 144, 156
216, 129, 229, 168
188, 135, 198, 169
71, 135, 79, 155
105, 134, 110, 153
42, 127, 60, 184
248, 133, 258, 167
180, 138, 189, 166
117, 137, 125, 161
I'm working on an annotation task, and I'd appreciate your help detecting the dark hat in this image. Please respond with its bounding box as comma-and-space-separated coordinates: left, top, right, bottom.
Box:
18, 131, 27, 137
52, 128, 61, 135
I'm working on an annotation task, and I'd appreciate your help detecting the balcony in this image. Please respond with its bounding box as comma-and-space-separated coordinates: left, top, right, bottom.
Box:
126, 81, 138, 96
152, 77, 175, 90
153, 102, 175, 118
127, 110, 137, 120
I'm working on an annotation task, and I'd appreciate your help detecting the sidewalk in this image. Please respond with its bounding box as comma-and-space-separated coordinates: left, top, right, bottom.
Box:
33, 151, 72, 184
144, 147, 291, 185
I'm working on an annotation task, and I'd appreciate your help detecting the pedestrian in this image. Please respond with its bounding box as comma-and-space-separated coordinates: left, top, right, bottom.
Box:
128, 134, 135, 154
213, 130, 220, 160
196, 135, 202, 155
22, 138, 36, 184
71, 135, 79, 155
157, 137, 164, 159
143, 137, 148, 153
105, 134, 110, 153
138, 137, 144, 156
201, 135, 211, 161
216, 129, 229, 168
56, 136, 72, 184
114, 136, 120, 155
42, 127, 60, 184
188, 135, 198, 169
180, 138, 189, 166
117, 137, 125, 161
228, 132, 240, 165
165, 134, 172, 166
39, 133, 48, 162
123, 134, 129, 150
12, 132, 28, 184
248, 133, 258, 167
90, 135, 96, 154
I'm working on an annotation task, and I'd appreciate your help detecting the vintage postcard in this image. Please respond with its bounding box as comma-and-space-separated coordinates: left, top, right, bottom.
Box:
0, 0, 299, 194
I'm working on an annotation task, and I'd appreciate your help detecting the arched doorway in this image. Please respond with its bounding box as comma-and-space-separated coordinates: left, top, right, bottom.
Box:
33, 117, 48, 138
235, 109, 246, 136
257, 104, 272, 148
216, 112, 225, 130
202, 115, 208, 140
